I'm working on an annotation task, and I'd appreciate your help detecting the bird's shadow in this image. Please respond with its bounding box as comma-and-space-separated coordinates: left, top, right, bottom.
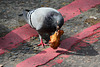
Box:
37, 32, 99, 56
56, 37, 99, 56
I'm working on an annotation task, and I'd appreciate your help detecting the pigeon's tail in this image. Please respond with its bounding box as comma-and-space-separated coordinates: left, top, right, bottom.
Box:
19, 9, 35, 23
19, 9, 30, 16
23, 9, 31, 22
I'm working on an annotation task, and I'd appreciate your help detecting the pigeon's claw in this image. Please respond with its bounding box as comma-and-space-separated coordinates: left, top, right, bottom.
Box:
38, 39, 47, 47
38, 42, 47, 47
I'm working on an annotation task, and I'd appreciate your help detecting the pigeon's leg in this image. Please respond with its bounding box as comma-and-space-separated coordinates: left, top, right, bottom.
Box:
38, 34, 47, 47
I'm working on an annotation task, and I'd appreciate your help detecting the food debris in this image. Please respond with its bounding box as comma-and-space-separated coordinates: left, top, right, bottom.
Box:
49, 30, 64, 49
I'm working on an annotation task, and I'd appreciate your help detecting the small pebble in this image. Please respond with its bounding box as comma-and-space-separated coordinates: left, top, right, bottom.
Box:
6, 53, 12, 57
21, 50, 26, 53
89, 16, 97, 19
27, 44, 32, 47
32, 37, 37, 40
23, 43, 28, 46
22, 47, 25, 50
74, 29, 78, 32
14, 53, 19, 55
11, 56, 17, 60
26, 47, 30, 50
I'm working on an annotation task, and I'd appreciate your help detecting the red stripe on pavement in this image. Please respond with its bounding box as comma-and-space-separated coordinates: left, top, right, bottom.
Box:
0, 49, 8, 55
58, 0, 100, 22
0, 24, 38, 55
16, 23, 100, 67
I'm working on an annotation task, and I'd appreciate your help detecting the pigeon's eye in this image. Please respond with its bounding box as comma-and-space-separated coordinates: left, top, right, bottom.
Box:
51, 14, 54, 16
48, 17, 52, 21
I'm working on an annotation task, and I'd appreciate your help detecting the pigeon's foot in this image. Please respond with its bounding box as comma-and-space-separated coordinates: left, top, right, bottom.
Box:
38, 39, 47, 47
38, 42, 47, 47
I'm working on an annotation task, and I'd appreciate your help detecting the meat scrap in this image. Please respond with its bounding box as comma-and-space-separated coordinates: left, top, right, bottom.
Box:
49, 30, 64, 49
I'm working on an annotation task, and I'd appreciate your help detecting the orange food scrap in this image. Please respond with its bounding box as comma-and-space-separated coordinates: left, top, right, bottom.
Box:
49, 30, 64, 49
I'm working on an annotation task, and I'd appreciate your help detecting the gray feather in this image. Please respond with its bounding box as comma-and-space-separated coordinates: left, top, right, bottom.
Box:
23, 7, 64, 34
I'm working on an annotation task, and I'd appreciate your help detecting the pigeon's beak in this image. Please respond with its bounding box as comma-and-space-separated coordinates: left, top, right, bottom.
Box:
57, 25, 59, 29
56, 21, 60, 31
56, 25, 60, 31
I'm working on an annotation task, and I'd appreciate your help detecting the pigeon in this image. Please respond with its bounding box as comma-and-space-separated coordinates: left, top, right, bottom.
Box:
22, 7, 64, 47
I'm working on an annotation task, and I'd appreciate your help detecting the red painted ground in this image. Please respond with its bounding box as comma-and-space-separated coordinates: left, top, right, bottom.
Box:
16, 22, 100, 67
0, 0, 100, 66
0, 24, 38, 55
58, 0, 100, 22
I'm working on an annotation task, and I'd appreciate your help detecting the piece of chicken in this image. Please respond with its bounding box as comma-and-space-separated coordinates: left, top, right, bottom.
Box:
49, 30, 64, 49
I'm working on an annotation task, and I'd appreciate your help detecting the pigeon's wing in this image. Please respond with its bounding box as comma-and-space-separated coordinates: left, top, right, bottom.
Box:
30, 7, 59, 31
30, 9, 46, 30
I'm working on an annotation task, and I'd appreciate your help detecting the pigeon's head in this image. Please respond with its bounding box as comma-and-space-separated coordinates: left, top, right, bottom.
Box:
50, 11, 64, 31
44, 10, 64, 32
56, 18, 64, 31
